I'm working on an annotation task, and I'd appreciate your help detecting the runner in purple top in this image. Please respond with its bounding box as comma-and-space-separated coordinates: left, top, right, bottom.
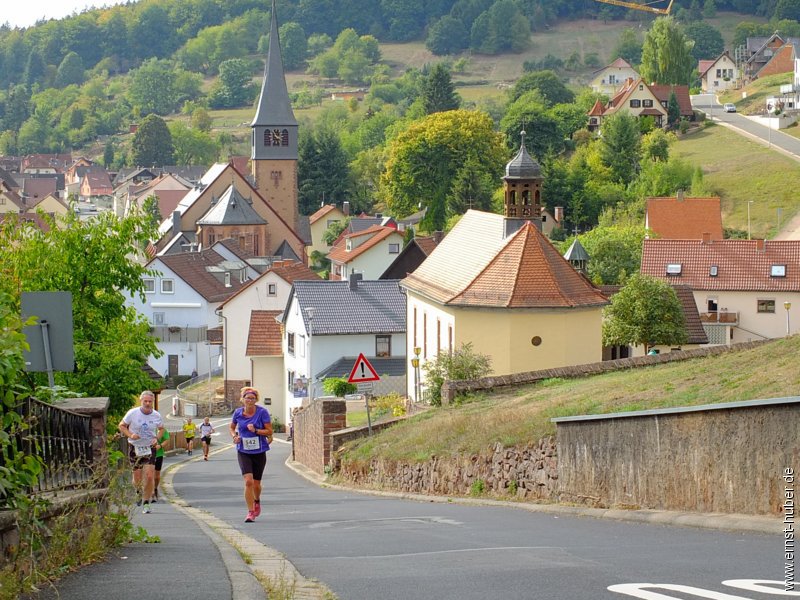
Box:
230, 386, 273, 523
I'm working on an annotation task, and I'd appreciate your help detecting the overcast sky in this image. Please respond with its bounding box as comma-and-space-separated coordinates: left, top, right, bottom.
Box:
4, 1, 131, 29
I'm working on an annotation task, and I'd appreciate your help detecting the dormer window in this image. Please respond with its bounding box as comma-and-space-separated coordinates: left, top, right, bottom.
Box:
346, 239, 352, 251
666, 263, 682, 275
771, 264, 787, 277
709, 265, 718, 277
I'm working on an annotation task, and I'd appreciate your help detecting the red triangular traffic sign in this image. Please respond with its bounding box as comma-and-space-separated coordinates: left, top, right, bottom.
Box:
347, 353, 380, 383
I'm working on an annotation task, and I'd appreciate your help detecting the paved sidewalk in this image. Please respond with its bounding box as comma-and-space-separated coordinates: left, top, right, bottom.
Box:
33, 449, 264, 600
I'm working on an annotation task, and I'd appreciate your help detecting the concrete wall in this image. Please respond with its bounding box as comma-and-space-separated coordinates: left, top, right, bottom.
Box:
292, 397, 347, 475
555, 397, 800, 515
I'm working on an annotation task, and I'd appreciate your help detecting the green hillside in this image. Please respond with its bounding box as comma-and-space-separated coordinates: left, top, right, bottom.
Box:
340, 337, 800, 465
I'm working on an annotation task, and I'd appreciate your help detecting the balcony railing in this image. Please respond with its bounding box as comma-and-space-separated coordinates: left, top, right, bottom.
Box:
150, 325, 208, 343
700, 311, 739, 324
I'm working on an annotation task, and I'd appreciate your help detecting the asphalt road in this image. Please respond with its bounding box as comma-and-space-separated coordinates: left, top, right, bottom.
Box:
174, 441, 780, 600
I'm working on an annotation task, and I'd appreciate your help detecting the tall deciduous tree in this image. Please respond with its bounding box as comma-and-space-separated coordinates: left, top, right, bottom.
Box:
127, 58, 177, 116
612, 27, 643, 66
0, 210, 161, 416
168, 121, 220, 166
380, 109, 506, 231
421, 63, 460, 114
563, 225, 645, 286
279, 22, 308, 71
510, 70, 574, 106
684, 22, 724, 61
640, 17, 695, 85
55, 51, 85, 88
131, 114, 174, 167
426, 15, 470, 55
602, 273, 688, 353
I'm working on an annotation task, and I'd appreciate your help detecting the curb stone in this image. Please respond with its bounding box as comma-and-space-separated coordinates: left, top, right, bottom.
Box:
162, 441, 333, 600
284, 456, 781, 536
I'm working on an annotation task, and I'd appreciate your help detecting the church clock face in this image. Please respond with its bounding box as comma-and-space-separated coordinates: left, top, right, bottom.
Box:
272, 129, 282, 145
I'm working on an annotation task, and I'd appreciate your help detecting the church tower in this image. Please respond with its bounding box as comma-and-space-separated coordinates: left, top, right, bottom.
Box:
502, 131, 543, 226
251, 0, 298, 233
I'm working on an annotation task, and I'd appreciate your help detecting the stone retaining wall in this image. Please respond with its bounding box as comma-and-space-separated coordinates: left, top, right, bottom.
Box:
292, 397, 347, 475
337, 437, 558, 501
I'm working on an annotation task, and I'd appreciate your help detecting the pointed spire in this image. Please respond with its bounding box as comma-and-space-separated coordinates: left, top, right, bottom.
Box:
505, 129, 540, 179
251, 0, 297, 127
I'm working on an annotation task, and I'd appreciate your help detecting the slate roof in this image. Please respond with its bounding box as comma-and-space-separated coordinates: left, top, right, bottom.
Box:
563, 238, 589, 262
196, 185, 266, 225
600, 284, 708, 345
22, 177, 58, 201
252, 0, 297, 128
316, 356, 406, 380
155, 249, 250, 302
290, 278, 406, 335
0, 167, 18, 189
218, 259, 320, 309
505, 133, 541, 179
403, 210, 608, 309
328, 225, 401, 265
646, 196, 723, 240
246, 310, 283, 356
641, 239, 800, 291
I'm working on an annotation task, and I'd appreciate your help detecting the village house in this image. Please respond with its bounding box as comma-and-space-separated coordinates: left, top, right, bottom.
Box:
641, 237, 800, 345
698, 51, 740, 93
588, 57, 640, 96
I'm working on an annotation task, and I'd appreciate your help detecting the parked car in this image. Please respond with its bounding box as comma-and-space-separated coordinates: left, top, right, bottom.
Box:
724, 103, 736, 113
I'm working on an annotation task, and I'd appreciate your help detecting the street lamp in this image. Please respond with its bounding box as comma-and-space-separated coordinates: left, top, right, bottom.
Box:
304, 307, 316, 400
412, 346, 421, 403
785, 301, 792, 336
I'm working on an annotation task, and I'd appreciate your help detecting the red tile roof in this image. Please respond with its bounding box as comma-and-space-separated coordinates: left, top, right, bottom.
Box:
451, 221, 609, 308
328, 225, 401, 264
157, 249, 249, 302
246, 310, 283, 356
757, 43, 795, 78
309, 204, 338, 225
649, 84, 693, 116
269, 261, 322, 283
698, 60, 715, 77
646, 196, 723, 240
414, 236, 440, 256
641, 239, 800, 291
588, 99, 605, 116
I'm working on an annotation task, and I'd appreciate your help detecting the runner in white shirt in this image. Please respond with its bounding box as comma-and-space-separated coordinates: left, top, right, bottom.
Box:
118, 390, 163, 514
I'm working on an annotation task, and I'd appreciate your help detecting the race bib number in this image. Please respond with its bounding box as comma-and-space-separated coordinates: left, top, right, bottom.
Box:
133, 444, 152, 457
242, 436, 260, 451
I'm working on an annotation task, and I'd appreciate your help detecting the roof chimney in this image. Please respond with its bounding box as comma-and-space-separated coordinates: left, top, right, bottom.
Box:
342, 201, 350, 216
701, 232, 711, 244
432, 230, 444, 244
171, 211, 181, 237
755, 239, 765, 252
349, 271, 362, 290
554, 206, 564, 224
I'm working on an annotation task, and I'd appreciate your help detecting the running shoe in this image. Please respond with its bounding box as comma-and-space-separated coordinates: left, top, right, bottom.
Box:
245, 511, 255, 523
143, 503, 151, 514
204, 456, 208, 461
253, 501, 261, 517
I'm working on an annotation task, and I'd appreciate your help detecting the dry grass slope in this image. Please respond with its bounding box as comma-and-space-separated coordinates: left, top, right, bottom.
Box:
343, 336, 800, 464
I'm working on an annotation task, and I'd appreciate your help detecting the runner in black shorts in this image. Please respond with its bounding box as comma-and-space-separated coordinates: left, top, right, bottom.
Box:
199, 416, 215, 461
230, 387, 272, 523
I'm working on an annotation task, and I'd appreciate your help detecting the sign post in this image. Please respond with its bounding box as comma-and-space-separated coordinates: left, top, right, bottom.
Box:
347, 353, 380, 435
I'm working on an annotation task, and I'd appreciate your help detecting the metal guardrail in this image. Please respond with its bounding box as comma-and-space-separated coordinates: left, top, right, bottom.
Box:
1, 397, 93, 506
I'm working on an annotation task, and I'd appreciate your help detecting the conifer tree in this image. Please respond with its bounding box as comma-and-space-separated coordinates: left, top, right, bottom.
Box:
421, 64, 460, 115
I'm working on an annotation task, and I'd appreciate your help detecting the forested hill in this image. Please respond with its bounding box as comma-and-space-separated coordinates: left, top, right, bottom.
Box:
0, 0, 779, 88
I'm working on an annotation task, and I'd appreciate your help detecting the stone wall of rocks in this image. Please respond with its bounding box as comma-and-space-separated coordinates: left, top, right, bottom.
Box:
337, 436, 559, 501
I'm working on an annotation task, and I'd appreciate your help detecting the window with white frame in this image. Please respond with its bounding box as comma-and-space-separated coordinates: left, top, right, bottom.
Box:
153, 312, 165, 325
144, 278, 155, 293
161, 279, 174, 293
376, 335, 391, 357
287, 332, 295, 355
287, 370, 295, 391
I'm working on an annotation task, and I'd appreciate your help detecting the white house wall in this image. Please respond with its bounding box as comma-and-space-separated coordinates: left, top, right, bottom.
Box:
221, 271, 291, 381
251, 355, 286, 425
405, 293, 456, 398
341, 235, 403, 280
282, 296, 406, 420
692, 290, 799, 342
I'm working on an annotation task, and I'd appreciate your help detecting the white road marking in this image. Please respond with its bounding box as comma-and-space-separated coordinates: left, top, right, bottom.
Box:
723, 580, 800, 596
609, 583, 754, 599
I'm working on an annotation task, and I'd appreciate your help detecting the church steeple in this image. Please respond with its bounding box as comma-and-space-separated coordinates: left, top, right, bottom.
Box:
250, 0, 299, 232
503, 130, 543, 223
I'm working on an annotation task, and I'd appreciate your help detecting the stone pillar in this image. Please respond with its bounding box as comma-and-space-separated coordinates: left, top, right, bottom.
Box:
292, 397, 346, 474
60, 397, 110, 486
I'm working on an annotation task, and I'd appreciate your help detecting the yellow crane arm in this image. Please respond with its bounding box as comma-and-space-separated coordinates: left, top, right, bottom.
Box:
594, 0, 674, 15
